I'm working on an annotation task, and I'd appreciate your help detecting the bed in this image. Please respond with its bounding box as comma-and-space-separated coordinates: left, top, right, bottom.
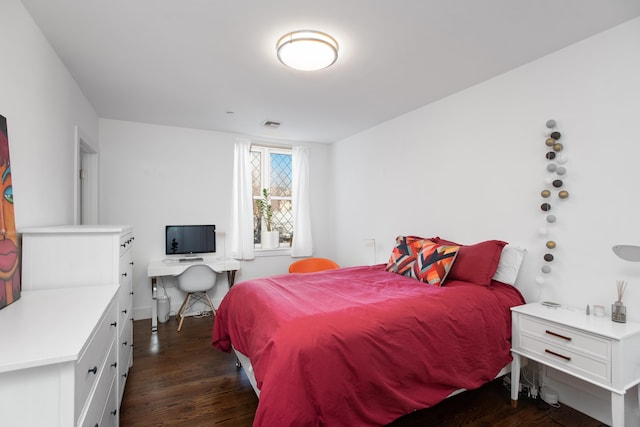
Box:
212, 237, 526, 426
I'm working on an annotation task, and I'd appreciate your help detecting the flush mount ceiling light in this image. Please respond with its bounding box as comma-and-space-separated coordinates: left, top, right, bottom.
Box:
276, 30, 338, 71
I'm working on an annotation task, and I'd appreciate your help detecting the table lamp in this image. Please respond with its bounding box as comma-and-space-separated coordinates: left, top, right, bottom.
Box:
612, 245, 640, 262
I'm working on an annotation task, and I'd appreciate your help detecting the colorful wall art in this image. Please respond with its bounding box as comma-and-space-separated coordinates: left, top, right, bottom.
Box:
0, 114, 20, 310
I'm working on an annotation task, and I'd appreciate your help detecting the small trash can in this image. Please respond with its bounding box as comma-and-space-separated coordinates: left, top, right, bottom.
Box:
157, 294, 170, 323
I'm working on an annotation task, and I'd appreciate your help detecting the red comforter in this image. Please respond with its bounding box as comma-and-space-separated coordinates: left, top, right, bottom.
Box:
212, 265, 525, 426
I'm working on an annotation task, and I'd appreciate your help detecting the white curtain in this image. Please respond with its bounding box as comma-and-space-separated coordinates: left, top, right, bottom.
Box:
229, 139, 255, 260
291, 145, 312, 257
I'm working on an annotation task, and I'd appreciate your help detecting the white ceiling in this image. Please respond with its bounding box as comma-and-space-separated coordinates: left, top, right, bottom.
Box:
20, 0, 640, 144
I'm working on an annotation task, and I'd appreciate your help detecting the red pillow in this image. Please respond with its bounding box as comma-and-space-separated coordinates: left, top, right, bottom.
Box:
433, 238, 507, 286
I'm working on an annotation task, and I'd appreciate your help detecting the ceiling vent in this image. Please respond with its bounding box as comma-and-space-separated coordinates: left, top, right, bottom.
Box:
263, 120, 281, 128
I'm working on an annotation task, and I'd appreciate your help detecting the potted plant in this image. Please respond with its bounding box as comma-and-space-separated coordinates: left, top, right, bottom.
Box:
256, 188, 279, 249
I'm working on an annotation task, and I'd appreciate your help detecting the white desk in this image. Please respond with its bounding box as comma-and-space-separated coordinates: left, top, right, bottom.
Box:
147, 257, 240, 332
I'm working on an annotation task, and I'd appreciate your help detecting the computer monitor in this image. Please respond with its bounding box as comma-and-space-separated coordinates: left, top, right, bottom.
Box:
165, 225, 216, 255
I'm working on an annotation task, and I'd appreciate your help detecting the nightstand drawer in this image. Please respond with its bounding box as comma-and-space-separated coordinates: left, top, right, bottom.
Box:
519, 333, 611, 384
519, 316, 610, 360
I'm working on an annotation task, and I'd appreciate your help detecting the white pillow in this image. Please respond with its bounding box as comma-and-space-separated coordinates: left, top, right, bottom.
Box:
492, 245, 527, 285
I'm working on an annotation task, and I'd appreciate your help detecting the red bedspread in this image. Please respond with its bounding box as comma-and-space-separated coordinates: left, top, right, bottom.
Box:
212, 265, 525, 426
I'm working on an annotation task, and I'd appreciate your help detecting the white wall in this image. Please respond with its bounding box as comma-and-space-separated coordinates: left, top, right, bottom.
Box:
0, 0, 99, 228
99, 119, 335, 319
333, 16, 640, 426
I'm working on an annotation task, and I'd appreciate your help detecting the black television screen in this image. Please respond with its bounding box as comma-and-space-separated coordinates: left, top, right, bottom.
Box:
165, 225, 216, 255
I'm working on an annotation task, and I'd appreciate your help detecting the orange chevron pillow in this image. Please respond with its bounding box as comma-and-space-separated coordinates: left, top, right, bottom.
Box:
412, 242, 459, 286
386, 236, 458, 286
385, 235, 432, 276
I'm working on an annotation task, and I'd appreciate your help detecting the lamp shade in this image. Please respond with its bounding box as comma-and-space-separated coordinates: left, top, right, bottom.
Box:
277, 30, 338, 71
612, 244, 640, 262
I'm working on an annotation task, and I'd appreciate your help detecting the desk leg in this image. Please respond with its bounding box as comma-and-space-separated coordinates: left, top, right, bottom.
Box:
510, 353, 521, 408
151, 277, 158, 333
227, 270, 237, 287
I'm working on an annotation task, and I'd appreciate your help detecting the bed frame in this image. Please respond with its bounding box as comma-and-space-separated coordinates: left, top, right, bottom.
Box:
234, 347, 261, 396
233, 346, 511, 401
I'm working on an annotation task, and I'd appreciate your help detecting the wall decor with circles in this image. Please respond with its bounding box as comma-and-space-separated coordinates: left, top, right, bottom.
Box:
536, 119, 569, 286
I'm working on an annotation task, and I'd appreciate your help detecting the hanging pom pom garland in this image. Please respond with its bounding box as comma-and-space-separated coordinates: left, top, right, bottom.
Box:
537, 119, 569, 286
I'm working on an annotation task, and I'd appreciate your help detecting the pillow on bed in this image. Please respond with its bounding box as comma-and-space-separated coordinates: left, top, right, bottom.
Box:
412, 242, 459, 286
385, 235, 433, 275
492, 245, 527, 285
433, 238, 507, 286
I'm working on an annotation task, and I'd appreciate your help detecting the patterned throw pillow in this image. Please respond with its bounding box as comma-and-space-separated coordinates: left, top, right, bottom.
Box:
412, 242, 459, 286
385, 236, 432, 276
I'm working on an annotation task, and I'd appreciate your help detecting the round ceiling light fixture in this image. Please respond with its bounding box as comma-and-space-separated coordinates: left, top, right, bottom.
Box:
276, 30, 338, 71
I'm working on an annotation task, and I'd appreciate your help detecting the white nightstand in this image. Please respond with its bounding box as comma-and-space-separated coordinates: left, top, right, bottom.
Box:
511, 303, 640, 427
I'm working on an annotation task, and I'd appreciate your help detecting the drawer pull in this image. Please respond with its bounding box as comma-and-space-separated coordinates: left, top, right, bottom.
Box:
122, 341, 128, 346
88, 366, 98, 375
122, 309, 128, 314
545, 349, 571, 361
110, 321, 117, 327
111, 410, 117, 416
122, 272, 127, 277
545, 330, 572, 341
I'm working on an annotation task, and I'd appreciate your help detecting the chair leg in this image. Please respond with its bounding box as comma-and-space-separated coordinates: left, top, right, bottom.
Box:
177, 292, 189, 318
204, 292, 217, 316
177, 293, 191, 332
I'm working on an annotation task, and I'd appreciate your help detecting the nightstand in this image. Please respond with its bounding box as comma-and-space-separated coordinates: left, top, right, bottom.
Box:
511, 302, 640, 427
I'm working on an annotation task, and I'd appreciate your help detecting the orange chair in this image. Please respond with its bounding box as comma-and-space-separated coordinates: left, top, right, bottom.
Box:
288, 257, 339, 273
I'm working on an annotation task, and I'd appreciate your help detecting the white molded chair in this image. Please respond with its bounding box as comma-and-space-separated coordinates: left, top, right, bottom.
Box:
176, 264, 217, 332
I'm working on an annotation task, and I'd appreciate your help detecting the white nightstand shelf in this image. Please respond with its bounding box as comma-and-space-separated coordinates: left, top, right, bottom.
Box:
511, 303, 640, 427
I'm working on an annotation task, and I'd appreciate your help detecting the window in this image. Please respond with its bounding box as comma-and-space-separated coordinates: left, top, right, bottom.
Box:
250, 145, 293, 247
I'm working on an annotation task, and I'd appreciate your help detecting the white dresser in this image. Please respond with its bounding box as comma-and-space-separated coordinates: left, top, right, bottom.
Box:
21, 225, 135, 409
511, 302, 640, 427
0, 285, 120, 427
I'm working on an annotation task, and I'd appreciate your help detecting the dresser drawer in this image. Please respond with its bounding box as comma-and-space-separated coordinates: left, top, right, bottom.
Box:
119, 231, 134, 257
118, 316, 133, 402
75, 299, 117, 418
97, 375, 119, 427
118, 291, 132, 336
519, 316, 611, 359
80, 340, 118, 427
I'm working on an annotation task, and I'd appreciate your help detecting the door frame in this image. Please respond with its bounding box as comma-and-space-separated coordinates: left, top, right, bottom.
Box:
74, 125, 99, 225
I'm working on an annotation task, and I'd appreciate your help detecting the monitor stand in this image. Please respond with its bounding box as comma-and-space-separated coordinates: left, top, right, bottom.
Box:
178, 256, 204, 263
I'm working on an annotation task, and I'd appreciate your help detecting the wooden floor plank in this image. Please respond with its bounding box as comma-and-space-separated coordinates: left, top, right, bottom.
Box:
120, 316, 605, 426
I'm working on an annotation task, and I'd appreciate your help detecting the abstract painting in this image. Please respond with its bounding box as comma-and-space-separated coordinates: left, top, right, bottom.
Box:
0, 114, 19, 310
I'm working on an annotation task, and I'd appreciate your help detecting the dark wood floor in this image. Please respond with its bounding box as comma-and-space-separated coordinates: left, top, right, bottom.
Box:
120, 315, 606, 426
